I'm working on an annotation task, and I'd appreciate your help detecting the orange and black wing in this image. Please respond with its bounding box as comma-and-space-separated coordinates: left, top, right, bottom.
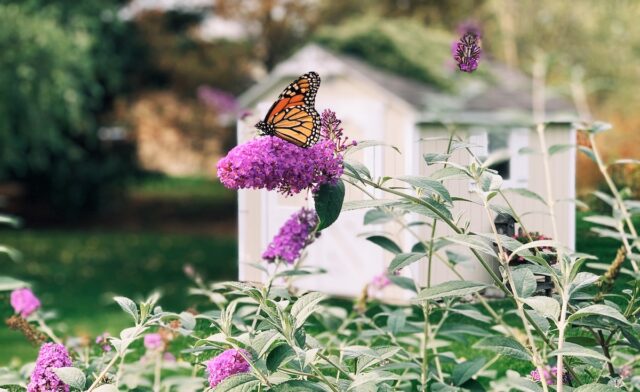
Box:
256, 72, 321, 148
270, 106, 320, 148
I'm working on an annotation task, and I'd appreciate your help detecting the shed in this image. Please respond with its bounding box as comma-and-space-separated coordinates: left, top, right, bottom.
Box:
236, 43, 577, 300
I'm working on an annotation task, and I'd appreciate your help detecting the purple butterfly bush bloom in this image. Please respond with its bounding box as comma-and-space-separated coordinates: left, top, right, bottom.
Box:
262, 208, 319, 264
28, 343, 73, 392
10, 287, 41, 318
453, 22, 482, 73
206, 349, 252, 388
217, 109, 350, 196
95, 332, 112, 352
530, 366, 570, 385
144, 333, 164, 351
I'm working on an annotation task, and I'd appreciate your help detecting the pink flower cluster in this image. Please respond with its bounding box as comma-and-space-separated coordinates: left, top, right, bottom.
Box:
206, 349, 252, 387
262, 208, 319, 264
217, 136, 343, 196
144, 333, 164, 351
217, 109, 352, 196
530, 366, 570, 385
11, 287, 41, 318
28, 343, 73, 392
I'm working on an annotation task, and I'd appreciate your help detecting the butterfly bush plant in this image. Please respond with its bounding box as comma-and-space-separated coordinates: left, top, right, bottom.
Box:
2, 77, 640, 391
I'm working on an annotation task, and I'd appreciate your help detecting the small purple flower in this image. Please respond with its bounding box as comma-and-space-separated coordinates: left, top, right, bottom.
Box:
144, 333, 164, 351
197, 86, 238, 114
217, 136, 343, 196
530, 366, 570, 385
453, 28, 481, 73
370, 273, 391, 290
321, 109, 356, 152
95, 333, 112, 352
262, 208, 319, 264
206, 349, 252, 387
28, 343, 73, 392
10, 288, 41, 318
163, 352, 176, 362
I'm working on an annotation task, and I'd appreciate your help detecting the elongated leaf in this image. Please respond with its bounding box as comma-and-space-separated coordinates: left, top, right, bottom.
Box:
548, 144, 575, 155
215, 373, 260, 392
344, 140, 400, 156
113, 296, 139, 324
568, 304, 630, 325
512, 268, 536, 298
423, 152, 451, 165
549, 342, 608, 362
474, 337, 531, 361
342, 199, 400, 211
363, 209, 393, 225
93, 384, 119, 392
583, 215, 620, 228
0, 276, 27, 292
272, 380, 327, 391
415, 281, 487, 302
348, 371, 397, 390
366, 235, 402, 255
504, 188, 547, 206
53, 367, 86, 390
452, 357, 486, 386
387, 275, 418, 293
290, 292, 327, 329
523, 296, 560, 320
430, 166, 469, 181
397, 176, 452, 204
445, 234, 497, 257
388, 252, 425, 273
314, 180, 345, 231
574, 384, 624, 392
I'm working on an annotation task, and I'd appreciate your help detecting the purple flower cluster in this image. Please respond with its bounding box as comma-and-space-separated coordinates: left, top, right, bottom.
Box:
320, 109, 356, 152
453, 25, 482, 73
217, 136, 343, 195
262, 208, 319, 264
95, 332, 112, 352
530, 366, 570, 385
28, 343, 73, 392
10, 288, 41, 318
206, 349, 252, 388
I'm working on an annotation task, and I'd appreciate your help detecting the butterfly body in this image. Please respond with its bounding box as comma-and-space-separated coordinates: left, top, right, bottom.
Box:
255, 71, 321, 148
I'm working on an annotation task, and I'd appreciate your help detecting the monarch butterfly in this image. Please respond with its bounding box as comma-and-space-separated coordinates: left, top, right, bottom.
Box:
255, 71, 321, 148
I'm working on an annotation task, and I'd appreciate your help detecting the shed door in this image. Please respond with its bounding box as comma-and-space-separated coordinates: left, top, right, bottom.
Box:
261, 99, 386, 297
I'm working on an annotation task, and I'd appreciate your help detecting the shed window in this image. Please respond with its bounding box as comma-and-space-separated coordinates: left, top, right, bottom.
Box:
469, 129, 529, 188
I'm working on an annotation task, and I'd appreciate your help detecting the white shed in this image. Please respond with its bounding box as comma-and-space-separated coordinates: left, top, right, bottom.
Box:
236, 44, 576, 300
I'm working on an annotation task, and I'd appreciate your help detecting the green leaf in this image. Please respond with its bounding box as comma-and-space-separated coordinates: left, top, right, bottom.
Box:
343, 160, 371, 180
583, 215, 620, 228
548, 144, 575, 155
386, 309, 406, 334
52, 367, 86, 390
586, 121, 612, 134
474, 337, 531, 361
113, 296, 139, 324
522, 296, 560, 320
549, 342, 608, 362
423, 153, 451, 165
387, 275, 418, 293
366, 235, 402, 255
610, 158, 640, 166
252, 330, 282, 358
314, 180, 345, 231
342, 199, 399, 211
388, 252, 424, 273
568, 304, 630, 325
451, 357, 486, 386
344, 140, 400, 156
363, 209, 393, 225
579, 146, 597, 162
430, 166, 469, 181
444, 234, 497, 257
504, 188, 547, 206
267, 345, 295, 372
574, 384, 624, 392
290, 292, 327, 329
415, 281, 487, 302
348, 371, 397, 390
93, 385, 120, 392
0, 276, 27, 292
272, 380, 327, 391
397, 176, 452, 204
214, 373, 260, 392
511, 268, 537, 298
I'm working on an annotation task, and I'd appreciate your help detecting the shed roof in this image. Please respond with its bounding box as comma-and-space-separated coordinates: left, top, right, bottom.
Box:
239, 44, 577, 126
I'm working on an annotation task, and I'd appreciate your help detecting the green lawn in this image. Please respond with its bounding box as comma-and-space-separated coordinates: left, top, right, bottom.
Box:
0, 230, 237, 364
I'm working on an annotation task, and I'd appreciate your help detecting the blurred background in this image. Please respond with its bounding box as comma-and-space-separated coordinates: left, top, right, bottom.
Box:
1, 0, 639, 362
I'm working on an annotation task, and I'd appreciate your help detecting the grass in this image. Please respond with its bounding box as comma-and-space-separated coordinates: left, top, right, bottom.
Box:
1, 230, 236, 364
129, 175, 235, 202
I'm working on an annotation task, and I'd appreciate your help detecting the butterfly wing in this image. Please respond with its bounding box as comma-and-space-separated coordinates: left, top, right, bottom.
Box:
271, 106, 320, 147
256, 72, 321, 148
